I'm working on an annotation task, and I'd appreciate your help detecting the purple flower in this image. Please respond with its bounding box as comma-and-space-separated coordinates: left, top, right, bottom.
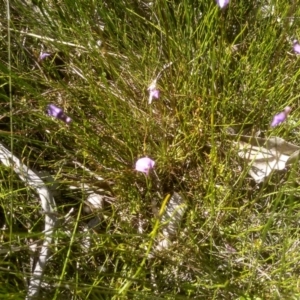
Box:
39, 52, 51, 61
270, 106, 291, 127
148, 79, 160, 104
217, 0, 229, 9
47, 104, 71, 123
135, 157, 155, 175
150, 89, 160, 100
293, 40, 300, 54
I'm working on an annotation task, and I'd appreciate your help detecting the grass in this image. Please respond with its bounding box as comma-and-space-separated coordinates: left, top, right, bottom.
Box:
1, 0, 300, 299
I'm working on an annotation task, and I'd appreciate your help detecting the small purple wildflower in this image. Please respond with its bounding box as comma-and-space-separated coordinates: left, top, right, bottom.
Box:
150, 89, 160, 100
270, 106, 291, 127
47, 104, 71, 123
293, 40, 300, 54
217, 0, 229, 9
135, 157, 155, 175
39, 52, 51, 61
148, 79, 160, 104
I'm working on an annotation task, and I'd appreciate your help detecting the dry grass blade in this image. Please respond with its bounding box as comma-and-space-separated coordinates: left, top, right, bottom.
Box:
0, 143, 57, 299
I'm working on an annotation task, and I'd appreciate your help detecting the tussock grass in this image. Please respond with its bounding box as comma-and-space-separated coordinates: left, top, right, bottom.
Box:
1, 0, 300, 299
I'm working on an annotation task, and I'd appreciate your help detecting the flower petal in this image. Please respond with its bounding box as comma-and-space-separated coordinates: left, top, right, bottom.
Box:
47, 104, 71, 123
293, 40, 300, 54
148, 79, 160, 104
135, 157, 155, 175
217, 0, 229, 9
270, 107, 291, 127
39, 52, 51, 61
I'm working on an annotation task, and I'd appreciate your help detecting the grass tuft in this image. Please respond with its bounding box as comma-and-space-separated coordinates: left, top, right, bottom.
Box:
1, 0, 300, 299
